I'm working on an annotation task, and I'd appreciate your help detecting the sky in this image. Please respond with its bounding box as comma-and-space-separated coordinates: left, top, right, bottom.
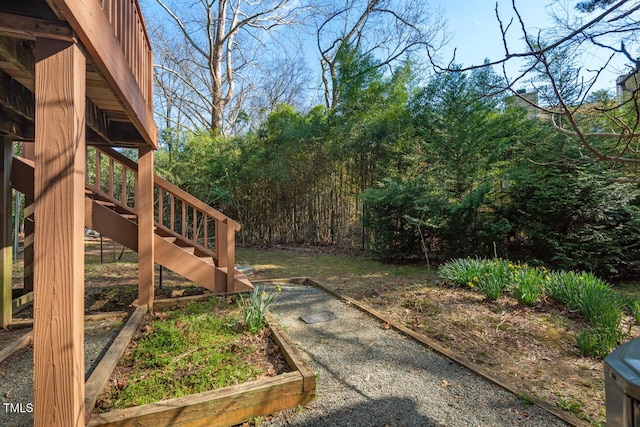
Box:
437, 0, 627, 93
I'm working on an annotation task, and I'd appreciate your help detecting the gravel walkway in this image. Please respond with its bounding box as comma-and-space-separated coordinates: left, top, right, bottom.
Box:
261, 283, 571, 427
0, 319, 123, 427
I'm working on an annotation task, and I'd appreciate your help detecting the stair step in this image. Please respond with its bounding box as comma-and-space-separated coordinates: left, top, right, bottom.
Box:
95, 200, 116, 208
180, 246, 195, 254
120, 214, 137, 220
162, 236, 177, 243
198, 256, 215, 265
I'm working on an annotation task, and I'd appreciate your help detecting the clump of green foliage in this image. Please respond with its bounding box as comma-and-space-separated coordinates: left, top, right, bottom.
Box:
439, 258, 628, 357
512, 267, 545, 306
237, 285, 281, 333
97, 298, 263, 411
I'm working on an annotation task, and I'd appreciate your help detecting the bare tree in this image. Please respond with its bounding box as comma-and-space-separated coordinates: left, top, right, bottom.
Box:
314, 0, 446, 109
431, 0, 640, 174
151, 0, 306, 135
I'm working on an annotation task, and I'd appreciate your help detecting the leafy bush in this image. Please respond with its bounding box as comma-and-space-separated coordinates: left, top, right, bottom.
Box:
626, 298, 640, 324
575, 326, 625, 358
512, 268, 544, 305
438, 258, 489, 287
439, 258, 511, 300
362, 178, 432, 263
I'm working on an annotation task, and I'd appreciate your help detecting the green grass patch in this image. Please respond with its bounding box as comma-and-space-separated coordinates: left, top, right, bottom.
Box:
96, 297, 265, 411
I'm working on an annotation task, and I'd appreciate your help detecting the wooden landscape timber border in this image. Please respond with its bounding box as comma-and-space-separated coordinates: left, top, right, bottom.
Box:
0, 329, 32, 364
251, 277, 589, 427
6, 311, 131, 330
86, 293, 316, 427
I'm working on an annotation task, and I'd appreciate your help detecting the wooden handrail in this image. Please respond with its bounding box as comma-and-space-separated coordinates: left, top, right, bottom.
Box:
86, 147, 239, 271
93, 146, 240, 230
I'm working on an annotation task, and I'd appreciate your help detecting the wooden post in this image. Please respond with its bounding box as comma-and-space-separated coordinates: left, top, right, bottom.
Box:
33, 38, 86, 427
22, 142, 34, 294
0, 136, 12, 328
226, 220, 236, 292
137, 144, 154, 308
216, 219, 236, 292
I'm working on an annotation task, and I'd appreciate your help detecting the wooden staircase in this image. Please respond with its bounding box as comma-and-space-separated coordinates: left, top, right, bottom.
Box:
11, 148, 252, 293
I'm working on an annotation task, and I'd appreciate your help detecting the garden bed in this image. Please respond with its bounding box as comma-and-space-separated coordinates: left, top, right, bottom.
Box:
86, 295, 315, 427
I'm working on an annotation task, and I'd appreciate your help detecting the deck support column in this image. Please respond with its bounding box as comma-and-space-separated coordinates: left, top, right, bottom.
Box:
33, 38, 86, 427
0, 136, 12, 328
22, 142, 34, 294
137, 144, 154, 308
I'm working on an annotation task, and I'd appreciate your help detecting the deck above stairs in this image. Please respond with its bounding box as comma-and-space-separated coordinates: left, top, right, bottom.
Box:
11, 150, 252, 294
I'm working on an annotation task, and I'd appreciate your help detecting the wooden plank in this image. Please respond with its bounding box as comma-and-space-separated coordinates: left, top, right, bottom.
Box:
46, 0, 158, 149
10, 155, 34, 196
137, 145, 154, 308
85, 198, 138, 252
0, 12, 73, 41
266, 313, 316, 393
0, 36, 35, 78
87, 372, 311, 427
0, 70, 35, 120
156, 187, 163, 226
20, 143, 34, 295
85, 305, 147, 414
12, 290, 33, 311
0, 330, 33, 363
225, 220, 236, 292
153, 234, 216, 291
33, 37, 86, 427
0, 104, 33, 140
0, 136, 11, 328
7, 312, 128, 329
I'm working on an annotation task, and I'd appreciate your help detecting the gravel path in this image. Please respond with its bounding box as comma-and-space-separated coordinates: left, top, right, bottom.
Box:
0, 319, 122, 427
261, 283, 571, 427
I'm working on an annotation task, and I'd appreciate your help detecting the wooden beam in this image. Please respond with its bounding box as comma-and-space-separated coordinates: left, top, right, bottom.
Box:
85, 305, 147, 414
86, 98, 111, 142
33, 37, 86, 427
0, 70, 34, 120
0, 136, 11, 328
137, 145, 154, 308
0, 104, 34, 140
12, 290, 33, 312
0, 0, 59, 21
266, 313, 316, 392
0, 35, 35, 81
0, 330, 33, 363
46, 0, 157, 149
0, 38, 123, 144
21, 142, 34, 293
0, 12, 73, 41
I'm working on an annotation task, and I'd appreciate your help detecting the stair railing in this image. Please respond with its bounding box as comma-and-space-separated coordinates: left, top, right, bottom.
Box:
85, 146, 239, 274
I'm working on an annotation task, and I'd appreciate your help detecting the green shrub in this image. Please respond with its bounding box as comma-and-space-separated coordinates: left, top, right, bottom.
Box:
626, 298, 640, 324
575, 326, 625, 358
512, 267, 544, 305
477, 275, 506, 301
438, 258, 489, 288
439, 258, 511, 300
